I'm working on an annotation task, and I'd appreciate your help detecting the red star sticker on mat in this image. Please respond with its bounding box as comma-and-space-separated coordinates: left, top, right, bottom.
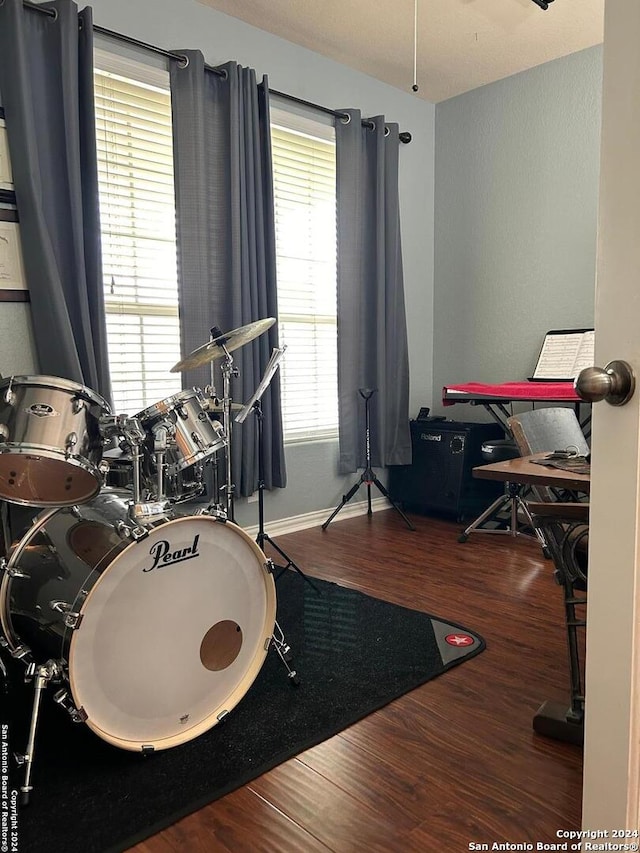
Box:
445, 633, 474, 647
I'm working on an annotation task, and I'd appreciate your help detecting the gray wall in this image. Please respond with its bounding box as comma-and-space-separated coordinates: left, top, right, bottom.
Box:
432, 46, 603, 416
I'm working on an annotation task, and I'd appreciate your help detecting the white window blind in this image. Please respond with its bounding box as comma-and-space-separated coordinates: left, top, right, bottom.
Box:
271, 115, 338, 442
94, 62, 181, 416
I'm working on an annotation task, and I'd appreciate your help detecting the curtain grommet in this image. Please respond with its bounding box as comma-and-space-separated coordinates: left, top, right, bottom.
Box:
340, 113, 351, 125
178, 54, 189, 69
384, 126, 390, 137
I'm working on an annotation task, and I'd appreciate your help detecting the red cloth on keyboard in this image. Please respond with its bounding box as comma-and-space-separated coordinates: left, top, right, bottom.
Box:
442, 381, 580, 405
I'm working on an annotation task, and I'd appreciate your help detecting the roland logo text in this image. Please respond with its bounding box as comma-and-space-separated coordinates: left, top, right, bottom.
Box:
421, 432, 442, 442
144, 535, 200, 572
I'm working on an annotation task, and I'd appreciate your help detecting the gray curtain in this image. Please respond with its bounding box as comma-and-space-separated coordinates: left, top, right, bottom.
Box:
170, 52, 285, 497
335, 110, 411, 473
0, 0, 112, 403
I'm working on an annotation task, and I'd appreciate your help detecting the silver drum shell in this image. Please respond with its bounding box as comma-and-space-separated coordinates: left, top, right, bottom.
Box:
0, 375, 111, 507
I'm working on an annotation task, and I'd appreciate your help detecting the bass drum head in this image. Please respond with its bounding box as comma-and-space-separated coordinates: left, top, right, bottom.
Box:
68, 516, 276, 751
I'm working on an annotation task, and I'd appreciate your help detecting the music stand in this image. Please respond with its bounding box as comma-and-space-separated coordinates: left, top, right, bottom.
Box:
236, 348, 319, 592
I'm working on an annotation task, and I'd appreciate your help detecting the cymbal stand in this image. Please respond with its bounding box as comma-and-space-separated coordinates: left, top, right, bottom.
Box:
322, 389, 415, 531
205, 330, 222, 508
252, 401, 319, 593
218, 351, 238, 522
207, 325, 238, 522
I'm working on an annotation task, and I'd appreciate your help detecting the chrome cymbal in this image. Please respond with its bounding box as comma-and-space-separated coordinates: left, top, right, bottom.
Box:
170, 318, 276, 373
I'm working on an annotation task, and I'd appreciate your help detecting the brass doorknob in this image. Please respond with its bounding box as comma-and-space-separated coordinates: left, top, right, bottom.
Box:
574, 360, 635, 406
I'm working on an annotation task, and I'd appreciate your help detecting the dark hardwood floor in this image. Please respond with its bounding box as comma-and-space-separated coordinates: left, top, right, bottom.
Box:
131, 508, 583, 853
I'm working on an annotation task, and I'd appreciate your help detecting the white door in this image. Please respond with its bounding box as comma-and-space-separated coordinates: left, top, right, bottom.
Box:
581, 0, 640, 829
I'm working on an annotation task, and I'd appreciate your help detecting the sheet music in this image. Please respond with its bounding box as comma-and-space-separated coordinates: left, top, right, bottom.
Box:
572, 330, 595, 375
532, 331, 594, 380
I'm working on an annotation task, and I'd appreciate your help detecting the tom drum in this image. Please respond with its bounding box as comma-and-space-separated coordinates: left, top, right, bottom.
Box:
135, 389, 226, 475
0, 375, 111, 507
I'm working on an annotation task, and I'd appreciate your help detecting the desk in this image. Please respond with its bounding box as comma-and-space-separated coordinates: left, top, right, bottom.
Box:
473, 453, 590, 495
473, 454, 590, 746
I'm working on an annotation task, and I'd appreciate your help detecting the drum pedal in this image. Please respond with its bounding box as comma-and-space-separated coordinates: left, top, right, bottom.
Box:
270, 621, 299, 686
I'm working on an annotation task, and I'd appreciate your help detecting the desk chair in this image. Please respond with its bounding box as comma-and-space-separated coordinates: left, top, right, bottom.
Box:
528, 501, 588, 745
507, 407, 590, 502
457, 438, 548, 552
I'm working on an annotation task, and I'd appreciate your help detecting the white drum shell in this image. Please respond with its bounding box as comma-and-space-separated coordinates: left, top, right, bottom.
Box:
0, 489, 276, 751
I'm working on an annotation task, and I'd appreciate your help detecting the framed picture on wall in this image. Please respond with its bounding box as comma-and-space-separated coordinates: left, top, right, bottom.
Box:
0, 117, 12, 191
0, 209, 28, 301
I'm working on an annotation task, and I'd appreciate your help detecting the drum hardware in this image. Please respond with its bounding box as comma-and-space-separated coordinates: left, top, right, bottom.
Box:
64, 432, 78, 456
104, 415, 172, 521
251, 399, 319, 592
0, 558, 29, 580
170, 318, 276, 521
49, 601, 83, 629
4, 377, 15, 405
131, 389, 226, 507
235, 347, 319, 593
52, 689, 87, 723
113, 519, 147, 541
204, 400, 244, 413
270, 618, 299, 685
152, 422, 170, 502
195, 504, 228, 521
16, 658, 64, 806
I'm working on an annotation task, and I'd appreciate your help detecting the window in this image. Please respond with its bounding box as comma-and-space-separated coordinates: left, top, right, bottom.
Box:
94, 55, 338, 440
94, 54, 181, 416
271, 109, 338, 442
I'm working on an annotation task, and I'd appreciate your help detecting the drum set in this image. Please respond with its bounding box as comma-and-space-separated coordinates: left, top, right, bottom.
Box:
0, 318, 297, 805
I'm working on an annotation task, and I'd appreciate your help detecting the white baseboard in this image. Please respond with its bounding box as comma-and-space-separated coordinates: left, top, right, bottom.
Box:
243, 495, 391, 538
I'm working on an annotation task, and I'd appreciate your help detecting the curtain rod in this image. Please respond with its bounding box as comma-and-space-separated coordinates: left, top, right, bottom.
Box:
23, 0, 411, 143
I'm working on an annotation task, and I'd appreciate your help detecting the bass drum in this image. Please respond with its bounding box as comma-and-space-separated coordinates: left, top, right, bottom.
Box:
0, 489, 276, 751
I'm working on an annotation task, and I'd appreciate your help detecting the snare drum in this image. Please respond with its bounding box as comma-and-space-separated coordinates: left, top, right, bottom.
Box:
136, 389, 226, 474
0, 376, 111, 507
0, 489, 276, 751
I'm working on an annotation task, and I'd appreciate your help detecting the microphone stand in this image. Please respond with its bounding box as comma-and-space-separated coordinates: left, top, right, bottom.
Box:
252, 399, 320, 592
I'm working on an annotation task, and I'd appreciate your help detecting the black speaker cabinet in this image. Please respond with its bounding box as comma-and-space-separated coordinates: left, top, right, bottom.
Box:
388, 419, 504, 520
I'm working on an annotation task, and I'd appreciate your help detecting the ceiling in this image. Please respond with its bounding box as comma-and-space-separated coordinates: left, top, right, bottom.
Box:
196, 0, 604, 103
